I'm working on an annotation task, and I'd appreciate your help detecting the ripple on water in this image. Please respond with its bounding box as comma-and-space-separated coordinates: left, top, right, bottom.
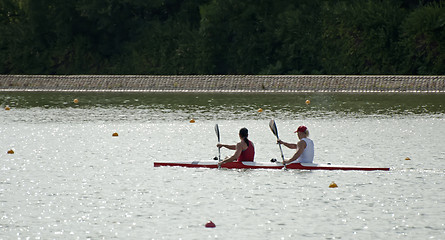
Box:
1, 93, 445, 239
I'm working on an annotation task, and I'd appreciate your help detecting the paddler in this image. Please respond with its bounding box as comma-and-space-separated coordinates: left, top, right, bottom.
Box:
217, 127, 255, 167
278, 125, 314, 165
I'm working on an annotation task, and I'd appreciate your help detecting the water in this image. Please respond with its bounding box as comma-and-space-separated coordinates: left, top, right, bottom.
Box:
1, 92, 444, 239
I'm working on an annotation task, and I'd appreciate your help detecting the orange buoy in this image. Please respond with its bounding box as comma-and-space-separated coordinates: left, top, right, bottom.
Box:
205, 220, 216, 228
112, 132, 119, 137
329, 181, 338, 188
305, 100, 311, 105
190, 119, 196, 123
7, 149, 14, 154
73, 99, 79, 104
258, 108, 263, 113
405, 157, 411, 160
5, 106, 10, 110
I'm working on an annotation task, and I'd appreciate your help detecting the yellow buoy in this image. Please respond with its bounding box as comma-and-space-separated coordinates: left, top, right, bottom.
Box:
329, 181, 338, 188
190, 119, 196, 123
405, 157, 411, 160
305, 100, 311, 105
258, 108, 263, 113
7, 149, 14, 154
112, 132, 119, 137
5, 106, 10, 110
73, 99, 79, 104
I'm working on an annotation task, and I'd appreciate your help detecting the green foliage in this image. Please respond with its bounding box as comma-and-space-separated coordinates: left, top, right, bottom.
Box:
0, 0, 444, 74
267, 1, 323, 74
399, 1, 445, 74
198, 0, 276, 74
0, 0, 25, 73
321, 0, 407, 74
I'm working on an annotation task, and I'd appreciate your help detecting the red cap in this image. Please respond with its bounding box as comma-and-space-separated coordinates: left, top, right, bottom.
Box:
294, 126, 307, 133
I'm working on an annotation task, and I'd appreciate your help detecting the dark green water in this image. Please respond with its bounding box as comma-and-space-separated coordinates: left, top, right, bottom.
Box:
1, 92, 444, 118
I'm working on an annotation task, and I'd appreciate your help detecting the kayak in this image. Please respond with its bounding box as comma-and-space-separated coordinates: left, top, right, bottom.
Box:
153, 160, 390, 171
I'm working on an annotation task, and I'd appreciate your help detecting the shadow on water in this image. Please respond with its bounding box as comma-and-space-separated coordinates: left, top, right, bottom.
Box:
1, 92, 444, 120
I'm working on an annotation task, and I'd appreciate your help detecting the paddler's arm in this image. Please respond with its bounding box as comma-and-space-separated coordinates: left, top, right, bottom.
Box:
277, 139, 297, 149
218, 142, 243, 165
283, 140, 306, 165
217, 143, 236, 150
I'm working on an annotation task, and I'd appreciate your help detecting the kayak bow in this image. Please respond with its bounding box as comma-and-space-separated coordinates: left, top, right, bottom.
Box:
153, 161, 389, 171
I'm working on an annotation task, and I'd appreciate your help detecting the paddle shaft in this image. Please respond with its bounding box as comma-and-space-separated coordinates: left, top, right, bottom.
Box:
269, 120, 286, 168
215, 124, 221, 162
277, 141, 285, 162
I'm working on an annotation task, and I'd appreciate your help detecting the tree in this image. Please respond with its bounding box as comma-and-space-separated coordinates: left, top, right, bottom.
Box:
399, 1, 445, 74
320, 0, 406, 74
198, 0, 283, 74
263, 1, 323, 74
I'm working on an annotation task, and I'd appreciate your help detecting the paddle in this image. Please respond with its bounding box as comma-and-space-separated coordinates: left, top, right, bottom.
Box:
269, 120, 286, 168
215, 124, 221, 162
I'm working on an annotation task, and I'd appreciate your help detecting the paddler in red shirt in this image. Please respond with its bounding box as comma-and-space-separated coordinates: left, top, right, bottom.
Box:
217, 128, 255, 167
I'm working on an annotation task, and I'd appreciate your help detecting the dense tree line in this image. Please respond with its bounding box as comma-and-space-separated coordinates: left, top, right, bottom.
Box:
0, 0, 444, 75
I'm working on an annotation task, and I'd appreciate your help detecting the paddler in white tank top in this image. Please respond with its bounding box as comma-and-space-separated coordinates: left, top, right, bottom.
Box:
277, 125, 314, 165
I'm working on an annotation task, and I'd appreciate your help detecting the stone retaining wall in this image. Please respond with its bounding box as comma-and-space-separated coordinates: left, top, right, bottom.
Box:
0, 75, 444, 92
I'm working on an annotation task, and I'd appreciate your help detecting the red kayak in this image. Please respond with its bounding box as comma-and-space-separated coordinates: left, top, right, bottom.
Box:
154, 160, 390, 171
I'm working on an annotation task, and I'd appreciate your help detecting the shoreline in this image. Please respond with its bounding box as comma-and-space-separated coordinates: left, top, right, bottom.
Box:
1, 75, 444, 93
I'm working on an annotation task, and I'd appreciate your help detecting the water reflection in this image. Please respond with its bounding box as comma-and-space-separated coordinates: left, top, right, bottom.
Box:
1, 92, 444, 122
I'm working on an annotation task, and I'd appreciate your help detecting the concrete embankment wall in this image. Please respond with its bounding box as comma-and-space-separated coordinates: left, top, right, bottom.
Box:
0, 75, 444, 92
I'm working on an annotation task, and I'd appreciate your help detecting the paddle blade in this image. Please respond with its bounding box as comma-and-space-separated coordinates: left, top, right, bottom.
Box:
270, 120, 285, 162
269, 120, 278, 138
215, 124, 220, 142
